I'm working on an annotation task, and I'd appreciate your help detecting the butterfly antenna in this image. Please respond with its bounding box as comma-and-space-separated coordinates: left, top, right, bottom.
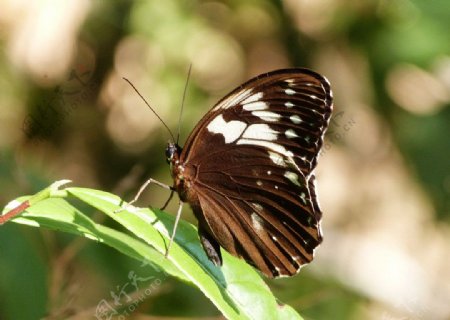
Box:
122, 77, 176, 142
176, 64, 192, 144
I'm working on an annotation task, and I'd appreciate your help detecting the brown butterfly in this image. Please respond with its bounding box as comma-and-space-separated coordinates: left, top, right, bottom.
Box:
127, 68, 332, 278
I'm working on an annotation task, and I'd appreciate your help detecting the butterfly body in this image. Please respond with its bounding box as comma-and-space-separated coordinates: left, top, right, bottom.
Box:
166, 68, 333, 278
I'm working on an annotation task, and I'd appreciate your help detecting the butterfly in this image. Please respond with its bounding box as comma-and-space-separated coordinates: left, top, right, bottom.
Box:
157, 68, 333, 278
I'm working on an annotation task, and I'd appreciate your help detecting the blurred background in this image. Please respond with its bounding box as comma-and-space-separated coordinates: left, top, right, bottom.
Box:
0, 0, 449, 319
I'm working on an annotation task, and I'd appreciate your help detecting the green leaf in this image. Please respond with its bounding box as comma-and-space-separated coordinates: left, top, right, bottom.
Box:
4, 195, 187, 282
2, 182, 303, 320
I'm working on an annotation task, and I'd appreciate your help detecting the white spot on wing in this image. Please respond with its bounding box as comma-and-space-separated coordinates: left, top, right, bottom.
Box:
285, 102, 294, 108
256, 180, 263, 186
241, 92, 263, 105
300, 192, 307, 204
252, 202, 263, 212
251, 111, 281, 122
268, 151, 287, 167
285, 129, 299, 139
284, 171, 301, 186
242, 101, 268, 111
290, 115, 302, 124
285, 88, 296, 95
251, 212, 265, 232
242, 124, 278, 141
207, 114, 247, 143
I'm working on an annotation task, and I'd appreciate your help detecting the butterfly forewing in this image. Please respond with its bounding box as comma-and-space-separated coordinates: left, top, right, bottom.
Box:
183, 69, 331, 174
174, 68, 333, 278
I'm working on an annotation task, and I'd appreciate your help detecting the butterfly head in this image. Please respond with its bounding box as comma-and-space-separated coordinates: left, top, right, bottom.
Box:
165, 142, 181, 163
166, 142, 189, 200
166, 142, 184, 180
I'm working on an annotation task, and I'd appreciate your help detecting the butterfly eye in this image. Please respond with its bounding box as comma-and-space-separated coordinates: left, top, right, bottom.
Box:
165, 145, 174, 163
165, 143, 180, 164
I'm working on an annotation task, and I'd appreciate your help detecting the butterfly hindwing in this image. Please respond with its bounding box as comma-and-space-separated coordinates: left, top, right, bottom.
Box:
193, 146, 321, 277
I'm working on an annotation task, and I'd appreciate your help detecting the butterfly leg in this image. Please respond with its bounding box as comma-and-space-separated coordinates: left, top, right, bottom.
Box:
198, 227, 223, 266
165, 199, 183, 258
115, 178, 174, 213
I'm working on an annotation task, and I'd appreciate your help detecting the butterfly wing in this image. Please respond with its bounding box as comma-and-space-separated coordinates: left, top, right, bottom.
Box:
180, 68, 333, 277
193, 149, 323, 277
182, 68, 332, 176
